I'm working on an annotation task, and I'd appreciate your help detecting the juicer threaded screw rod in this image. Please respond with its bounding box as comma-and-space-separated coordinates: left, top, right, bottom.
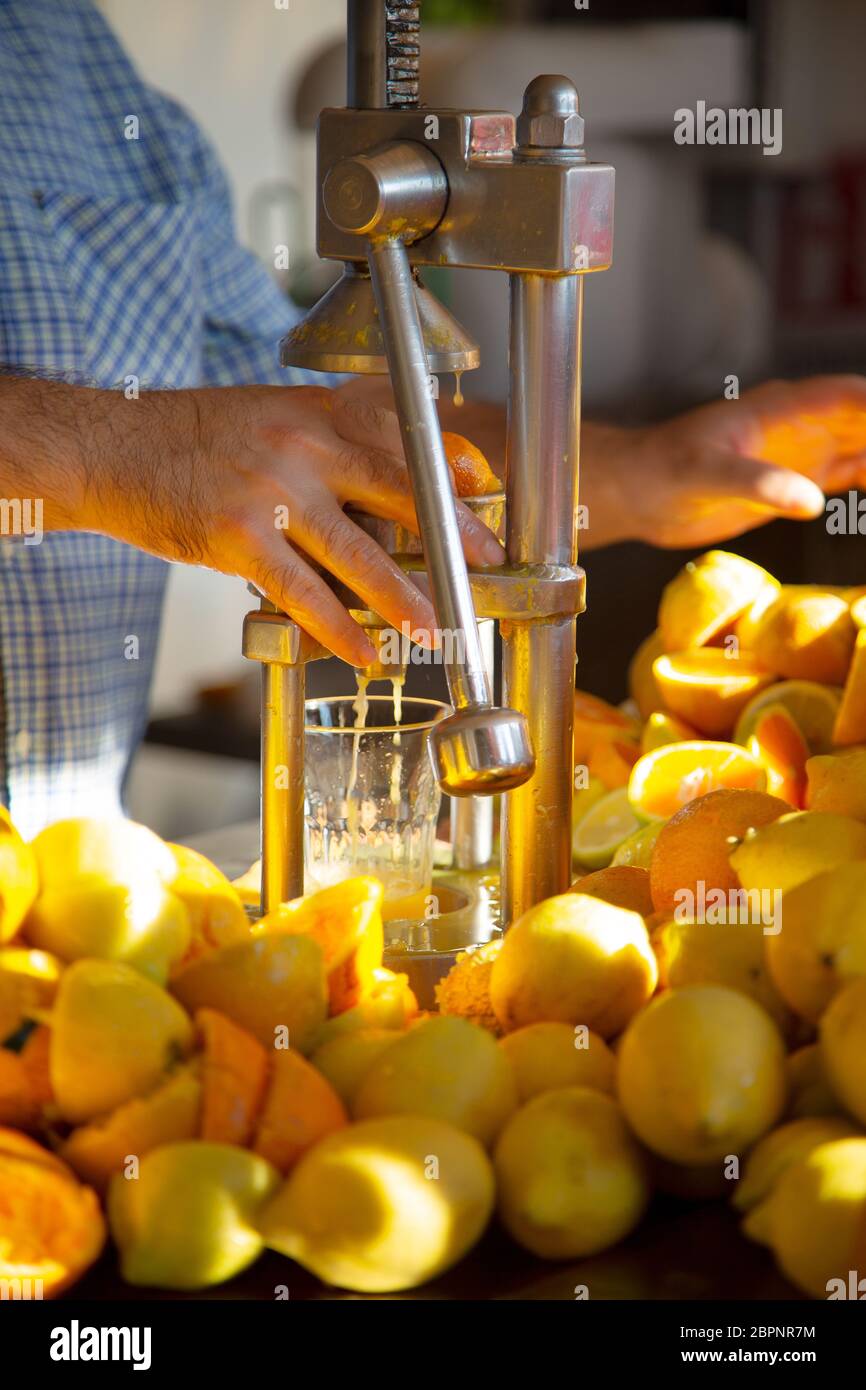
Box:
386, 2, 420, 107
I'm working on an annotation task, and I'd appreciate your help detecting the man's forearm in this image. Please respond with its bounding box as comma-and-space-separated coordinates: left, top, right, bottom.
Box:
0, 376, 91, 532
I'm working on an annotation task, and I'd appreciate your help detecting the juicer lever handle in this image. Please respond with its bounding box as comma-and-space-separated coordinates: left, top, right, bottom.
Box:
366, 236, 534, 797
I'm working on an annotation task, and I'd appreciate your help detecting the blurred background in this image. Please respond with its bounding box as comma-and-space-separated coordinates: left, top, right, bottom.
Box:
97, 0, 866, 836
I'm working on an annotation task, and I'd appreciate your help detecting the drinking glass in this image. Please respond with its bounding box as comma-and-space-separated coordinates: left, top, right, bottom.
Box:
304, 695, 447, 915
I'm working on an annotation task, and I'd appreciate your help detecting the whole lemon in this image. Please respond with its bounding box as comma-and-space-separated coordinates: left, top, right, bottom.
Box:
741, 1138, 866, 1298
499, 1022, 616, 1104
729, 810, 866, 896
25, 817, 189, 984
733, 1117, 860, 1214
259, 1115, 494, 1293
0, 807, 38, 944
617, 985, 787, 1165
766, 864, 866, 1022
353, 1015, 516, 1146
108, 1141, 279, 1290
309, 1029, 399, 1108
490, 893, 657, 1039
820, 976, 866, 1125
494, 1087, 650, 1259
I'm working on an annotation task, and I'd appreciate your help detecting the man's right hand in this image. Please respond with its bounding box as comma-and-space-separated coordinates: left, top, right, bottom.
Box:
3, 379, 504, 667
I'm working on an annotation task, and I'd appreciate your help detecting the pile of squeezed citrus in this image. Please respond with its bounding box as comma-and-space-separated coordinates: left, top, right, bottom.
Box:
2, 548, 866, 1300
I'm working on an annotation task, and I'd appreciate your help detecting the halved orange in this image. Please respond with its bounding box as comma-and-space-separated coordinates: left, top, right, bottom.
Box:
652, 649, 775, 739
442, 432, 501, 497
628, 741, 767, 822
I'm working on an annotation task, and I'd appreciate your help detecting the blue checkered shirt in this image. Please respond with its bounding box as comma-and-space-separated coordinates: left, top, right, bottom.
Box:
0, 0, 333, 836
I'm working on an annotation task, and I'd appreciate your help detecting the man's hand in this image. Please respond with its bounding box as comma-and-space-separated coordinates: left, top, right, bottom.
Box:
584, 375, 866, 550
0, 378, 503, 667
340, 371, 866, 553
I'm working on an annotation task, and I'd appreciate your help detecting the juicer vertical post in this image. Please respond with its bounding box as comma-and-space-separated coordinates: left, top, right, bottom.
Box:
261, 661, 305, 911
502, 275, 582, 923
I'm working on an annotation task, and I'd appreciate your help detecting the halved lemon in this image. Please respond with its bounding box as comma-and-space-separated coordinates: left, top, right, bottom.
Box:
733, 679, 842, 754
628, 742, 767, 822
850, 595, 866, 630
657, 551, 780, 652
573, 787, 641, 870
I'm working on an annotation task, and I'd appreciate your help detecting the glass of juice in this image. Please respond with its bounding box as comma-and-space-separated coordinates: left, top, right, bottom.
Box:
303, 694, 448, 916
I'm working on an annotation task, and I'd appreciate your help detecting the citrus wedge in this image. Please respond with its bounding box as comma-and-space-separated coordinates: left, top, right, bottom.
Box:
746, 704, 810, 808
833, 630, 866, 747
733, 679, 842, 753
573, 787, 641, 870
628, 741, 767, 822
611, 820, 665, 869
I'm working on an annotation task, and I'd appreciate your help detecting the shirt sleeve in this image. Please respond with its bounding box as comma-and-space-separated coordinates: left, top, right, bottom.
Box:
149, 91, 344, 390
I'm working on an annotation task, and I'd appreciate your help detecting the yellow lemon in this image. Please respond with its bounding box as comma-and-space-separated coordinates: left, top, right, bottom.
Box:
652, 915, 794, 1037
820, 976, 866, 1126
108, 1140, 279, 1290
309, 1029, 400, 1109
733, 1117, 860, 1214
741, 1138, 866, 1298
25, 817, 190, 985
0, 807, 38, 944
259, 1115, 494, 1293
51, 958, 194, 1125
729, 810, 866, 896
490, 893, 657, 1039
352, 1014, 516, 1146
748, 588, 856, 686
494, 1087, 650, 1260
617, 985, 787, 1165
806, 746, 866, 822
170, 932, 326, 1054
167, 844, 249, 969
658, 550, 779, 652
765, 863, 866, 1022
499, 1022, 616, 1104
786, 1044, 846, 1121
